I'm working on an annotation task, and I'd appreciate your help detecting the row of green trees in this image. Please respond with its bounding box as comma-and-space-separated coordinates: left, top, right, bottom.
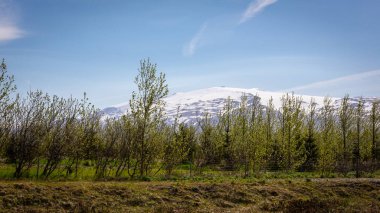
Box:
211, 93, 380, 178
0, 58, 379, 179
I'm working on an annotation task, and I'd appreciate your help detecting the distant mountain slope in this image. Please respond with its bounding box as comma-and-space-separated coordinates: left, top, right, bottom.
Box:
101, 87, 378, 124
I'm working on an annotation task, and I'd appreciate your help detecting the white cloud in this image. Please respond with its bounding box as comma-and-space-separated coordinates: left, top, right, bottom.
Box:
239, 0, 277, 24
183, 23, 207, 57
0, 23, 24, 41
0, 0, 24, 42
284, 70, 380, 97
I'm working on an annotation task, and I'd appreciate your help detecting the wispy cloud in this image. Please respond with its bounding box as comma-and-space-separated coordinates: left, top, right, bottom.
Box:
182, 0, 277, 56
284, 70, 380, 97
183, 23, 207, 57
0, 0, 24, 42
239, 0, 277, 24
287, 70, 380, 91
0, 24, 24, 41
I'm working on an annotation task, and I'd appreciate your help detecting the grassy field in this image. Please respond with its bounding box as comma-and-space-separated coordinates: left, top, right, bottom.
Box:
0, 178, 379, 212
1, 162, 380, 212
2, 162, 380, 181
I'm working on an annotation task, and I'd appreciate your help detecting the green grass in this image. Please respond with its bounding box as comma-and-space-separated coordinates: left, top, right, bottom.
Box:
1, 162, 379, 182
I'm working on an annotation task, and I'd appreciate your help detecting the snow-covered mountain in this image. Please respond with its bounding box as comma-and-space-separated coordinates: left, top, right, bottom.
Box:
101, 87, 378, 124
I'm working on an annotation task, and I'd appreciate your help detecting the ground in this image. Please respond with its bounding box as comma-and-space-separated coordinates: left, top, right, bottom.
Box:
0, 178, 379, 212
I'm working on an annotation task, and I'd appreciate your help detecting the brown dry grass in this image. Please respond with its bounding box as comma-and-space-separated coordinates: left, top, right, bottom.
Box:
0, 178, 379, 212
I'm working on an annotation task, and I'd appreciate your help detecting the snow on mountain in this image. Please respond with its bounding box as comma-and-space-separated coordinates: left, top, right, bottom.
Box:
101, 87, 378, 124
163, 87, 329, 124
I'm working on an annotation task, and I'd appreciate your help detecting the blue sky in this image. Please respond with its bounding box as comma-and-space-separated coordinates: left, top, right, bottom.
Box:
0, 0, 379, 107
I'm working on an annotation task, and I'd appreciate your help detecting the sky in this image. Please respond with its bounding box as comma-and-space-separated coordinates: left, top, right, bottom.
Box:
0, 0, 379, 108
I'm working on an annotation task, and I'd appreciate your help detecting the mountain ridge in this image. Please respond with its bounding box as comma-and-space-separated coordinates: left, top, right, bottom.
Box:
101, 87, 378, 124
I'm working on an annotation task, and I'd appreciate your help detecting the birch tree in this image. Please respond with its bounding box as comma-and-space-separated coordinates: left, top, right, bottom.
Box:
319, 97, 337, 176
337, 95, 353, 173
130, 58, 168, 177
0, 59, 17, 150
370, 100, 380, 169
353, 98, 364, 178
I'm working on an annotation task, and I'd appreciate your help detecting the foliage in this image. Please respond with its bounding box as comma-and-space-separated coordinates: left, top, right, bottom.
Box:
0, 58, 379, 179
